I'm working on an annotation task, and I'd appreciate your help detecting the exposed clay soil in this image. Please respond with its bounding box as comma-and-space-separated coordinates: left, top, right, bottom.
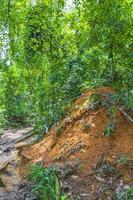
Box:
22, 87, 133, 199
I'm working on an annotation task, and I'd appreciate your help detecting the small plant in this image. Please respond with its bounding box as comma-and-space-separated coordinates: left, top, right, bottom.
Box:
60, 194, 67, 200
103, 121, 115, 136
29, 165, 67, 200
98, 162, 116, 175
90, 93, 101, 104
118, 186, 133, 200
107, 105, 117, 119
117, 155, 129, 165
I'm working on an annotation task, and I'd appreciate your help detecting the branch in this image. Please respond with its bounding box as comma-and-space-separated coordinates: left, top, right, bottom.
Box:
13, 130, 34, 144
119, 107, 133, 123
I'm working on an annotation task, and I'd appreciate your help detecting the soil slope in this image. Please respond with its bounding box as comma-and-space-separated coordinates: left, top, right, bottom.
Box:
22, 87, 133, 199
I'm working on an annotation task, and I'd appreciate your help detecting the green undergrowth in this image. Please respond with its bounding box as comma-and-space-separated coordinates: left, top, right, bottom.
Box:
29, 165, 67, 200
118, 186, 133, 200
0, 109, 7, 135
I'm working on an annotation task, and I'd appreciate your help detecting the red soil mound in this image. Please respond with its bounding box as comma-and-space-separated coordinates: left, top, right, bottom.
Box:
22, 87, 133, 199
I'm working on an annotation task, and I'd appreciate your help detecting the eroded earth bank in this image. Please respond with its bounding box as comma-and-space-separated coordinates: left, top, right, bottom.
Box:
0, 87, 133, 200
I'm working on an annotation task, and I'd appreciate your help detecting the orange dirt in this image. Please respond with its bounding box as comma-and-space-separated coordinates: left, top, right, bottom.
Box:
22, 87, 133, 199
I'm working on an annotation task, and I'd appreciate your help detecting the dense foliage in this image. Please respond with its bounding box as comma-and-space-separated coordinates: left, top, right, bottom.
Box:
0, 0, 132, 133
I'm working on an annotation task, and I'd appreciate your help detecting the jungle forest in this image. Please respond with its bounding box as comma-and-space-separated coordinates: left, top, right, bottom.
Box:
0, 0, 133, 200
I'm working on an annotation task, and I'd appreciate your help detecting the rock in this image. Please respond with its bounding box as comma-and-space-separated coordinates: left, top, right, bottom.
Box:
71, 175, 79, 180
0, 128, 37, 200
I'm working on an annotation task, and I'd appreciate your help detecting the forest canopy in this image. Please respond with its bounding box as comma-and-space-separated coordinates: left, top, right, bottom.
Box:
0, 0, 133, 134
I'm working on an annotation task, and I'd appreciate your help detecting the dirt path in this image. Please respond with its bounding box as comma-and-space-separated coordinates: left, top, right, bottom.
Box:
0, 128, 38, 200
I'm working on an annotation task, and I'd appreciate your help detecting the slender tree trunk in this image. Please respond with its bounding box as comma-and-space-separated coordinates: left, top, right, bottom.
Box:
108, 42, 115, 85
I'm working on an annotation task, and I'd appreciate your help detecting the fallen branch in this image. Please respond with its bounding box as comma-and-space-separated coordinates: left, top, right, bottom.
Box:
13, 130, 34, 144
15, 137, 38, 149
119, 107, 133, 123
